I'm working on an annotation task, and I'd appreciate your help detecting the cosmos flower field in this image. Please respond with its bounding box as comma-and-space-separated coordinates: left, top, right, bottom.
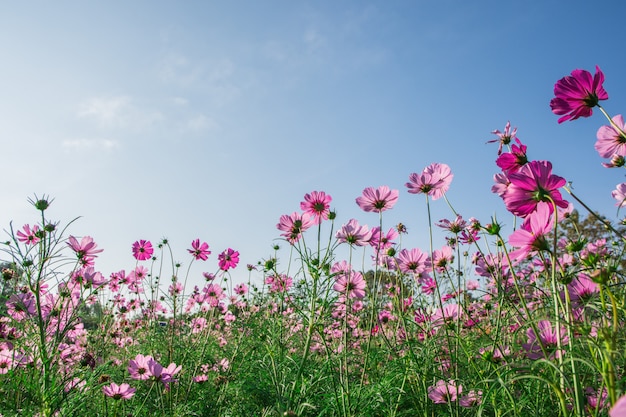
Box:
2, 67, 626, 417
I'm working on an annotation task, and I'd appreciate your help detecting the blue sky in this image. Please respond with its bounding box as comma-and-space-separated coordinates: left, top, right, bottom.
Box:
2, 1, 626, 289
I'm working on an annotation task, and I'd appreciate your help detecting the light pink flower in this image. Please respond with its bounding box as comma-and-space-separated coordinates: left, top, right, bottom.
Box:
336, 219, 371, 246
508, 202, 553, 262
16, 224, 40, 245
550, 65, 608, 123
612, 183, 626, 207
128, 354, 155, 380
355, 186, 399, 213
102, 382, 136, 400
406, 163, 453, 200
396, 248, 429, 274
277, 212, 314, 244
67, 236, 103, 266
132, 240, 153, 261
428, 379, 461, 404
610, 394, 626, 417
300, 191, 332, 224
333, 271, 366, 299
595, 115, 626, 159
265, 274, 293, 293
369, 227, 398, 250
487, 121, 518, 155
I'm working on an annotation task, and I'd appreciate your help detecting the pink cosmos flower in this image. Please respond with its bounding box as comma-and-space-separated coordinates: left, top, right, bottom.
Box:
491, 172, 510, 197
459, 390, 482, 408
333, 271, 366, 299
396, 248, 429, 274
522, 319, 568, 360
132, 240, 153, 261
300, 191, 332, 224
595, 115, 626, 159
487, 121, 518, 155
429, 246, 454, 272
496, 138, 528, 173
502, 160, 568, 217
602, 154, 626, 168
406, 163, 453, 200
128, 354, 155, 380
336, 219, 371, 246
428, 380, 461, 404
191, 317, 207, 333
508, 202, 553, 262
202, 283, 226, 306
218, 248, 239, 271
610, 394, 626, 417
369, 227, 398, 250
265, 274, 293, 293
550, 65, 608, 123
16, 224, 40, 245
568, 273, 599, 304
355, 186, 399, 213
612, 183, 626, 207
0, 350, 14, 374
234, 283, 248, 295
276, 212, 314, 244
102, 382, 136, 400
188, 239, 211, 261
67, 236, 103, 266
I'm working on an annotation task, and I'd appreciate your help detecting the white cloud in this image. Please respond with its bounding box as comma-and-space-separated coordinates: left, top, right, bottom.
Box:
62, 138, 120, 151
185, 114, 217, 132
78, 96, 163, 130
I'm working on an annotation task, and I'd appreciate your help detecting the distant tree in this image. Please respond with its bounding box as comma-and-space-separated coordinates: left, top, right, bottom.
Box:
557, 209, 626, 245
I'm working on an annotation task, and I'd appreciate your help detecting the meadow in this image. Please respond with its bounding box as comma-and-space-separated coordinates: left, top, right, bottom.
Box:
1, 66, 626, 417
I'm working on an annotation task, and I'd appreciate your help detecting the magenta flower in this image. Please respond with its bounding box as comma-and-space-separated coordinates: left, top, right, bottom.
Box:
67, 236, 103, 266
355, 185, 399, 213
16, 224, 40, 245
218, 248, 239, 271
428, 380, 461, 404
550, 65, 608, 123
300, 191, 332, 224
522, 319, 568, 360
502, 160, 568, 217
336, 219, 372, 246
496, 138, 528, 173
132, 240, 153, 261
487, 121, 517, 155
406, 163, 453, 200
612, 183, 626, 207
595, 115, 626, 159
568, 273, 599, 304
188, 239, 211, 261
276, 212, 314, 244
102, 382, 136, 400
333, 271, 366, 299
